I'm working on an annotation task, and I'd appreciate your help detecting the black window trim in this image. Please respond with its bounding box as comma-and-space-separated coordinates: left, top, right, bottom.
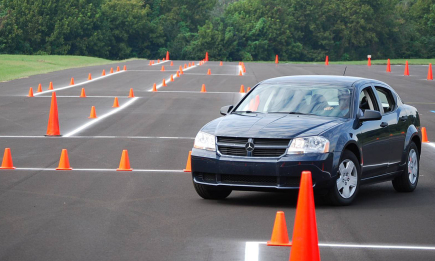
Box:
373, 86, 397, 115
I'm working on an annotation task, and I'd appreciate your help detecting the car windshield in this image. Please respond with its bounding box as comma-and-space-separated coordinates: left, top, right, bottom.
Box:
233, 83, 353, 118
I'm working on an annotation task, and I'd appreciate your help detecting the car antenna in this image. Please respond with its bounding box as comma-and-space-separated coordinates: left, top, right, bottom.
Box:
343, 66, 347, 76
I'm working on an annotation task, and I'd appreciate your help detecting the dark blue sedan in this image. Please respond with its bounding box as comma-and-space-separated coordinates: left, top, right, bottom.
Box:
190, 76, 421, 205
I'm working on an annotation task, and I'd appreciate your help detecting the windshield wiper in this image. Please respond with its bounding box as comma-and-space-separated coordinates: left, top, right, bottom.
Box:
232, 110, 257, 114
288, 112, 316, 115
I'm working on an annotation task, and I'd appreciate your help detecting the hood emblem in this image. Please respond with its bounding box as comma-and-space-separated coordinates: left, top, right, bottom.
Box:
245, 141, 255, 152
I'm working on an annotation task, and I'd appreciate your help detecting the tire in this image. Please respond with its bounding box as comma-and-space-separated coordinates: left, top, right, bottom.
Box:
193, 182, 232, 200
328, 150, 361, 206
392, 142, 419, 192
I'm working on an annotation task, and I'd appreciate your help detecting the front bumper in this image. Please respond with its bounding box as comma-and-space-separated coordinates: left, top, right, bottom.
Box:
191, 148, 340, 190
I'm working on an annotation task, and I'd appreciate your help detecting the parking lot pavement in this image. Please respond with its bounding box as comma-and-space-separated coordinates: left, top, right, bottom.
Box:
0, 60, 434, 260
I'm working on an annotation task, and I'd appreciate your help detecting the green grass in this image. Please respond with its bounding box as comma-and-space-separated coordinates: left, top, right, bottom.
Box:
246, 58, 435, 65
0, 55, 139, 82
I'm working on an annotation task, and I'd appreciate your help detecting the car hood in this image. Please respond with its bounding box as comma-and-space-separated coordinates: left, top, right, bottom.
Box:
202, 113, 345, 139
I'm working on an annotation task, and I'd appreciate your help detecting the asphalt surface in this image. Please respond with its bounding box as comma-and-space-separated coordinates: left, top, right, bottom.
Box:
0, 60, 435, 260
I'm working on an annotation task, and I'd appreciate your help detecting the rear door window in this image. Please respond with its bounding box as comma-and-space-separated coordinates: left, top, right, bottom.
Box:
375, 87, 396, 114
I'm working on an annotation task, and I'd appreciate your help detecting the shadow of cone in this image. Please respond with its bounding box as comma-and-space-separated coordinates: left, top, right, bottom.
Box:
37, 84, 42, 92
128, 88, 135, 98
289, 171, 320, 261
56, 149, 72, 170
170, 61, 174, 66
117, 150, 132, 171
239, 85, 245, 93
170, 75, 174, 82
404, 61, 410, 76
183, 151, 192, 172
427, 64, 433, 80
0, 148, 15, 169
152, 83, 157, 92
325, 56, 329, 66
162, 79, 167, 87
387, 59, 391, 72
46, 92, 61, 136
207, 69, 211, 75
201, 84, 207, 93
102, 70, 106, 76
422, 127, 429, 142
161, 66, 165, 72
123, 65, 127, 70
80, 88, 86, 98
112, 97, 119, 108
48, 82, 53, 90
267, 211, 292, 246
117, 66, 120, 72
28, 87, 34, 97
88, 73, 92, 80
88, 106, 97, 119
70, 78, 75, 85
110, 68, 114, 73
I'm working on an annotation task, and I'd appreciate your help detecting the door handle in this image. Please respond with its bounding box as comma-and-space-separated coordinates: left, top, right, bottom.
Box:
399, 116, 408, 122
380, 122, 388, 128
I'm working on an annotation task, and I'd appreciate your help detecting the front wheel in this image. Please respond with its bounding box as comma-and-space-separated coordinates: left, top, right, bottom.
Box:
392, 142, 419, 192
193, 182, 232, 200
328, 150, 361, 206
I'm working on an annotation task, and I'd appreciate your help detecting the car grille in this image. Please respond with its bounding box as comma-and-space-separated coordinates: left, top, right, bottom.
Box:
217, 137, 290, 157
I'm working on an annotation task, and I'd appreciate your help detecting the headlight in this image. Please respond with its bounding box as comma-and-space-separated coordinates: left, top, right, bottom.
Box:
287, 136, 330, 154
193, 131, 216, 151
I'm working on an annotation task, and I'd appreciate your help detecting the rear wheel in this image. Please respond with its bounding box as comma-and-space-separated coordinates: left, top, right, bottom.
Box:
193, 182, 232, 200
392, 142, 419, 192
328, 150, 361, 206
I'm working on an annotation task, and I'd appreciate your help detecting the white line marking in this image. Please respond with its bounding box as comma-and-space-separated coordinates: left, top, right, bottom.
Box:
33, 70, 126, 96
36, 96, 129, 98
14, 168, 184, 172
238, 65, 244, 76
155, 91, 243, 94
151, 60, 170, 66
0, 135, 194, 139
63, 97, 139, 137
129, 70, 180, 72
245, 242, 260, 261
317, 243, 435, 250
424, 142, 435, 149
181, 73, 245, 76
147, 63, 199, 91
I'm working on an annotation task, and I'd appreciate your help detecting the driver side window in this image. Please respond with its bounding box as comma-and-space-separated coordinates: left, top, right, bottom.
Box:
359, 87, 379, 113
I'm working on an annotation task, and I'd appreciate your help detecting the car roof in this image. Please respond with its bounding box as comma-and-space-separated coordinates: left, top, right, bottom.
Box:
260, 75, 384, 88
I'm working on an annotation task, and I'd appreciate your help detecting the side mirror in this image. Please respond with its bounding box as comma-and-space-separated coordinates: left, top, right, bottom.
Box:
359, 110, 382, 121
220, 105, 233, 116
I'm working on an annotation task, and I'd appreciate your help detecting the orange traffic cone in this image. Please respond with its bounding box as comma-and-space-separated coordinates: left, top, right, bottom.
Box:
46, 92, 60, 136
189, 62, 192, 67
148, 61, 152, 66
162, 79, 167, 87
152, 83, 157, 92
163, 58, 166, 61
289, 171, 320, 261
0, 148, 15, 169
102, 69, 106, 76
123, 65, 127, 70
180, 68, 184, 75
201, 84, 207, 93
183, 151, 192, 172
368, 57, 371, 67
88, 73, 92, 80
56, 149, 72, 170
422, 127, 429, 143
239, 85, 245, 93
275, 55, 279, 64
404, 61, 410, 76
28, 87, 34, 97
110, 67, 114, 73
247, 87, 251, 92
220, 61, 223, 66
184, 64, 187, 69
427, 63, 433, 80
88, 106, 97, 119
48, 82, 53, 90
207, 69, 211, 75
70, 78, 75, 85
117, 66, 120, 72
205, 52, 209, 61
243, 65, 246, 73
239, 70, 243, 76
170, 61, 174, 66
161, 66, 165, 72
170, 74, 174, 82
267, 211, 292, 246
80, 88, 86, 98
166, 51, 170, 61
325, 55, 329, 65
176, 71, 180, 77
112, 97, 119, 108
117, 150, 132, 171
386, 59, 391, 72
158, 59, 161, 63
128, 88, 135, 98
37, 83, 42, 92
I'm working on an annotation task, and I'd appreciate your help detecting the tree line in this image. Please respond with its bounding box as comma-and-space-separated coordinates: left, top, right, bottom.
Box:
0, 0, 434, 61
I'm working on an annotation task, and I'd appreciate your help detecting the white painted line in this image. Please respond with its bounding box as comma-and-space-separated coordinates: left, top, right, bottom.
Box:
155, 91, 243, 94
151, 60, 171, 66
129, 70, 180, 72
147, 63, 199, 91
238, 65, 245, 76
33, 70, 126, 96
245, 242, 260, 261
424, 142, 435, 149
182, 73, 245, 76
63, 97, 139, 137
317, 243, 435, 250
14, 168, 184, 172
36, 96, 129, 98
0, 135, 194, 139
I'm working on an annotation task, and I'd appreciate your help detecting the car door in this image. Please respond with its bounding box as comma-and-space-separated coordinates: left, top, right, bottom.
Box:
356, 86, 391, 178
373, 86, 407, 172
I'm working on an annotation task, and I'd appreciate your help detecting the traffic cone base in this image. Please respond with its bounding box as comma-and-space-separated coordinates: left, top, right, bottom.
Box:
56, 149, 72, 170
112, 97, 119, 108
267, 211, 292, 246
88, 106, 97, 119
117, 150, 132, 171
0, 148, 15, 169
183, 151, 192, 172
